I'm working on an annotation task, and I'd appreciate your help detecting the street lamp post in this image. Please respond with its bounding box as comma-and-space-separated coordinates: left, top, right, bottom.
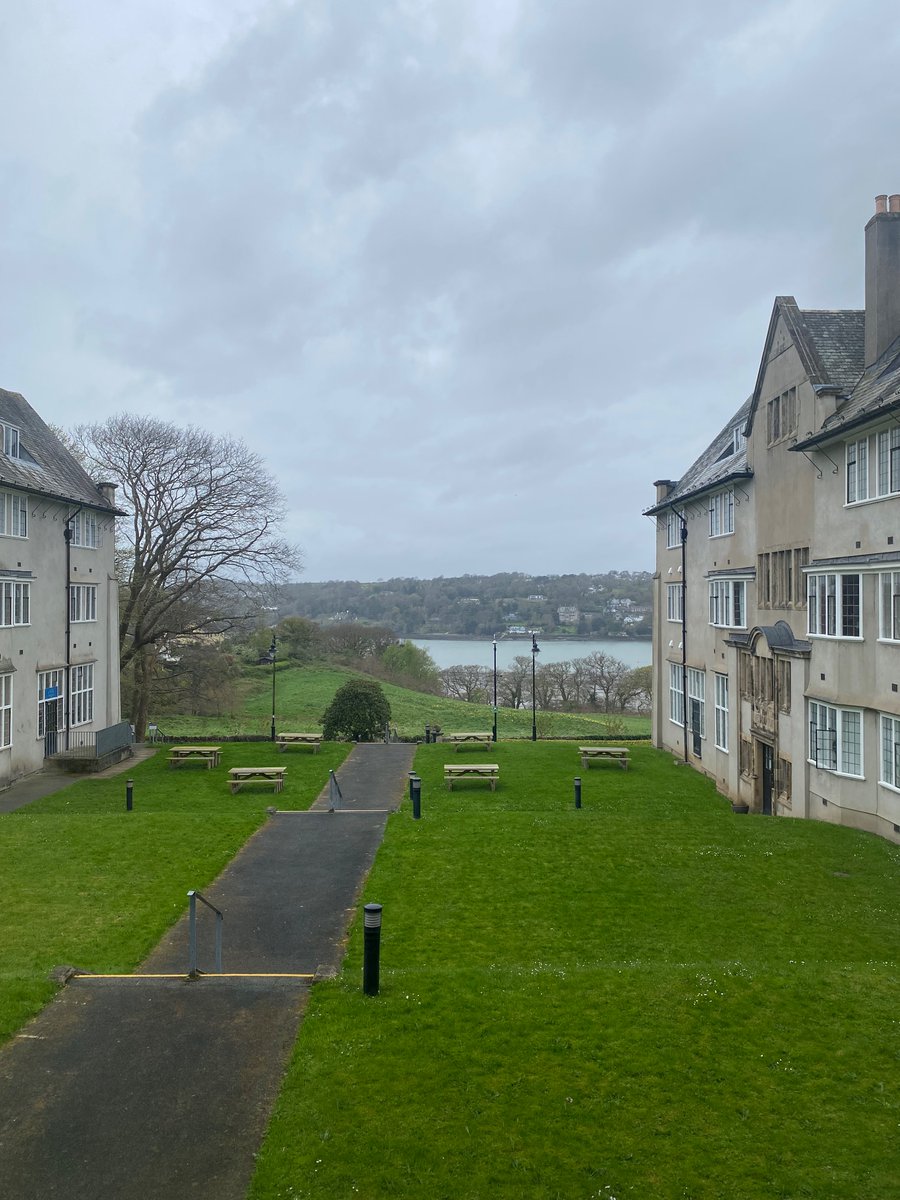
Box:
492, 635, 498, 743
530, 631, 540, 742
269, 635, 277, 742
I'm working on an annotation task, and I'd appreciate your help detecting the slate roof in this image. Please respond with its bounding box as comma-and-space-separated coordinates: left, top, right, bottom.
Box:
645, 395, 753, 515
795, 331, 900, 449
0, 389, 117, 512
796, 309, 865, 394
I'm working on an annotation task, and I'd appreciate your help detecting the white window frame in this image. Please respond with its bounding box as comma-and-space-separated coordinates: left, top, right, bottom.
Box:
0, 674, 11, 749
669, 662, 684, 727
666, 583, 683, 622
714, 673, 729, 752
69, 584, 98, 623
846, 438, 869, 504
69, 510, 100, 549
879, 713, 900, 792
0, 580, 30, 627
708, 578, 746, 629
877, 428, 900, 497
808, 701, 863, 777
666, 511, 682, 549
687, 667, 706, 738
879, 571, 900, 642
708, 490, 734, 538
70, 664, 94, 727
37, 669, 66, 738
0, 490, 27, 538
1, 422, 20, 458
807, 573, 862, 639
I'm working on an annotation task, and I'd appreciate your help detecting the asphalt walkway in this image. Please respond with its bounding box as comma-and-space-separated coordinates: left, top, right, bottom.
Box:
0, 742, 415, 1200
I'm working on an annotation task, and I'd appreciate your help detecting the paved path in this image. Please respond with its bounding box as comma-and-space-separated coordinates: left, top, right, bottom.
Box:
0, 743, 415, 1200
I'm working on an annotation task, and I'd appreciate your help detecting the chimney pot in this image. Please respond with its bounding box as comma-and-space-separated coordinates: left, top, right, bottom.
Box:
876, 195, 888, 214
890, 195, 900, 213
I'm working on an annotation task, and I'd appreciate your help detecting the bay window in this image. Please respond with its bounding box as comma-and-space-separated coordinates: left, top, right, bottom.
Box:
807, 573, 861, 638
708, 578, 746, 628
808, 702, 862, 776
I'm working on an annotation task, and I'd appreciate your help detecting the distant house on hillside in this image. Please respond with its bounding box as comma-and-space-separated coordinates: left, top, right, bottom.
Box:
646, 195, 900, 844
0, 388, 123, 787
557, 606, 579, 624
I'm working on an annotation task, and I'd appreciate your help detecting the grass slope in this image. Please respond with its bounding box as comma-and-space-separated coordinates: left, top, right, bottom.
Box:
160, 664, 651, 740
250, 743, 900, 1200
0, 741, 350, 1044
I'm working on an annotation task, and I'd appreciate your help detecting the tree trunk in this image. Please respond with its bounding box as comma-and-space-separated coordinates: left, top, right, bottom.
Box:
131, 646, 152, 742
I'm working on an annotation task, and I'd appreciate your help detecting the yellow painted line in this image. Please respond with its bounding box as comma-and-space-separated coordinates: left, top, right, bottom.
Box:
74, 973, 316, 980
278, 808, 392, 814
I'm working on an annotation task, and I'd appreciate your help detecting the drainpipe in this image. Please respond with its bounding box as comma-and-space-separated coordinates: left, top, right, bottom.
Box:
680, 513, 689, 762
64, 507, 83, 751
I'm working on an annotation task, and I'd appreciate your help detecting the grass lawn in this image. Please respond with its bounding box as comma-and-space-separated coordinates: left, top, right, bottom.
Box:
250, 743, 900, 1200
159, 664, 651, 741
0, 740, 350, 1045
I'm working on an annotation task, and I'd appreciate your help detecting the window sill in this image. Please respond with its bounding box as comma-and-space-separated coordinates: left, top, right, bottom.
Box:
806, 760, 864, 781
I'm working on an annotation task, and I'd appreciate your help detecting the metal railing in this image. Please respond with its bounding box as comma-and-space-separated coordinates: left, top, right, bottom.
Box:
328, 769, 343, 811
187, 890, 223, 975
49, 721, 133, 760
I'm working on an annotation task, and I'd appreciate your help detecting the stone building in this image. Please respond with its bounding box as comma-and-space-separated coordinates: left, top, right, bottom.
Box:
0, 389, 122, 786
647, 196, 900, 843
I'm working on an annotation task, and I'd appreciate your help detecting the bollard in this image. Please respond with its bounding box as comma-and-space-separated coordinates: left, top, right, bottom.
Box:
126, 778, 134, 812
424, 725, 431, 744
411, 776, 421, 820
408, 771, 417, 806
574, 776, 582, 809
363, 903, 383, 996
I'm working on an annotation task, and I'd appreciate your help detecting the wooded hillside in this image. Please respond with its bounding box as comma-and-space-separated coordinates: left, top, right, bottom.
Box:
279, 571, 652, 638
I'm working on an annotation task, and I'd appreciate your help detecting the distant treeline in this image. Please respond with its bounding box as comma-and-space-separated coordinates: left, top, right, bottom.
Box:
278, 570, 652, 639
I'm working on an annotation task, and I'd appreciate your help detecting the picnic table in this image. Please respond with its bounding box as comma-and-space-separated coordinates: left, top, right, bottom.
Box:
228, 766, 287, 794
168, 746, 221, 769
579, 746, 630, 771
442, 732, 494, 751
276, 733, 321, 753
444, 763, 500, 791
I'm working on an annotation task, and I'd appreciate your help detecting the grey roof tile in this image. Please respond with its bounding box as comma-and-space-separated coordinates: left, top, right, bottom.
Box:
645, 396, 753, 514
0, 389, 116, 511
796, 309, 865, 394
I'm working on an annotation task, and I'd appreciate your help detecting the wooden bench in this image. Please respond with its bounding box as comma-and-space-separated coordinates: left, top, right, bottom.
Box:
579, 746, 630, 771
168, 746, 221, 769
442, 732, 494, 751
228, 767, 287, 794
276, 733, 321, 753
444, 763, 500, 791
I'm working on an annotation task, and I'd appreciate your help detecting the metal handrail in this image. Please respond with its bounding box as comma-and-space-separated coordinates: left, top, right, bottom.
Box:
328, 769, 343, 811
187, 890, 223, 975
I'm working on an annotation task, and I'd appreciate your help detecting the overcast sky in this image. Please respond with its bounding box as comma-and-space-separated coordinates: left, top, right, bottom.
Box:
2, 1, 898, 582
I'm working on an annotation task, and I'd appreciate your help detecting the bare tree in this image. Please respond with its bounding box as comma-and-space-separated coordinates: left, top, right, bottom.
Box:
440, 664, 491, 703
322, 622, 395, 662
73, 415, 302, 736
583, 651, 630, 711
498, 656, 531, 709
541, 660, 574, 708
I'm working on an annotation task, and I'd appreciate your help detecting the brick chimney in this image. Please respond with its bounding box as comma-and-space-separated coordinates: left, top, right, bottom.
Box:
865, 194, 900, 366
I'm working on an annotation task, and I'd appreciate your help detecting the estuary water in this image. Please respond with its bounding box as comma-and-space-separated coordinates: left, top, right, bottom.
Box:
410, 637, 651, 671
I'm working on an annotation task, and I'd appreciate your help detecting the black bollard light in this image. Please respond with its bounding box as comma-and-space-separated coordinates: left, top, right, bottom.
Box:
574, 777, 582, 810
126, 778, 134, 812
411, 776, 421, 820
408, 771, 417, 805
363, 903, 383, 996
425, 725, 431, 744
